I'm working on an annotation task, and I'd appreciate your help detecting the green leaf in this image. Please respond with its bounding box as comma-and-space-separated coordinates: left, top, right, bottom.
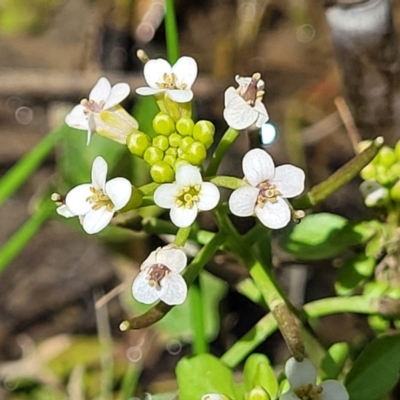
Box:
345, 333, 400, 400
280, 213, 374, 260
176, 354, 238, 400
244, 354, 278, 400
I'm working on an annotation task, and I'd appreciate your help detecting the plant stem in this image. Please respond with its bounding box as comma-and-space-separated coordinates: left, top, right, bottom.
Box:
165, 0, 180, 64
174, 227, 192, 247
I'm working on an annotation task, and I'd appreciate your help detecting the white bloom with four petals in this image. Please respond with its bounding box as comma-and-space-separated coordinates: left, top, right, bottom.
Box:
65, 77, 133, 144
223, 73, 269, 130
229, 149, 305, 229
57, 156, 132, 234
280, 357, 349, 400
154, 164, 220, 228
132, 246, 188, 305
136, 56, 198, 103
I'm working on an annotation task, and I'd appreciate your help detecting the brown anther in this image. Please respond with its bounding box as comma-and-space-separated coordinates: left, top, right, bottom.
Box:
148, 263, 170, 288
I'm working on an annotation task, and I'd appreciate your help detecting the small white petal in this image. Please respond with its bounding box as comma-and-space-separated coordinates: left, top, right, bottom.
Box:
105, 178, 132, 210
104, 82, 130, 109
320, 380, 349, 400
255, 197, 291, 229
197, 182, 220, 211
274, 165, 305, 198
154, 184, 178, 209
160, 274, 188, 305
89, 77, 111, 103
143, 58, 172, 88
285, 358, 317, 389
229, 186, 259, 217
243, 149, 275, 187
65, 184, 93, 215
154, 247, 187, 273
172, 56, 198, 89
82, 207, 114, 234
135, 87, 164, 96
279, 390, 299, 400
176, 164, 202, 186
170, 204, 198, 228
223, 88, 257, 130
56, 204, 76, 218
167, 89, 193, 102
132, 271, 161, 304
253, 101, 269, 127
65, 104, 89, 130
91, 157, 108, 190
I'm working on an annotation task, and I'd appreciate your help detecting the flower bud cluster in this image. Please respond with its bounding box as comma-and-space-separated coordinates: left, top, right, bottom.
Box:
360, 141, 400, 207
127, 112, 215, 183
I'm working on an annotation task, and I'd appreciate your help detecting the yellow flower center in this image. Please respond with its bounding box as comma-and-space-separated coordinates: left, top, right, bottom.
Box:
175, 185, 201, 208
295, 384, 323, 400
81, 98, 105, 114
86, 186, 114, 211
148, 263, 170, 288
256, 180, 280, 207
157, 72, 187, 90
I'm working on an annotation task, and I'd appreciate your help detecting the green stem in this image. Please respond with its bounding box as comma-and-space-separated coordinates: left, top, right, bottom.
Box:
189, 276, 209, 354
165, 0, 180, 64
206, 128, 239, 176
174, 227, 192, 247
118, 362, 141, 400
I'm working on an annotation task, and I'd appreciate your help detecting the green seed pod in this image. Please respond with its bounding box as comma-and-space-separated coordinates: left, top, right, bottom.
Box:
153, 135, 169, 151
163, 154, 176, 167
152, 112, 175, 136
180, 136, 195, 152
186, 141, 207, 165
176, 116, 195, 136
377, 146, 396, 168
143, 146, 164, 166
169, 132, 182, 148
390, 180, 400, 202
150, 160, 175, 183
360, 164, 376, 181
356, 140, 372, 153
193, 120, 215, 149
126, 132, 151, 157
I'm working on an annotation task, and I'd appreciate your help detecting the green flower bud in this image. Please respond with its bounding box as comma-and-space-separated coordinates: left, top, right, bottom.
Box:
375, 165, 391, 186
150, 160, 175, 183
174, 158, 189, 171
388, 163, 400, 181
395, 141, 400, 161
360, 164, 376, 181
193, 120, 215, 149
176, 116, 195, 136
169, 132, 182, 148
153, 135, 169, 151
143, 146, 164, 165
180, 136, 195, 152
390, 180, 400, 202
153, 112, 175, 136
166, 147, 178, 157
377, 146, 396, 168
186, 141, 207, 165
127, 132, 151, 157
247, 387, 270, 400
163, 154, 176, 167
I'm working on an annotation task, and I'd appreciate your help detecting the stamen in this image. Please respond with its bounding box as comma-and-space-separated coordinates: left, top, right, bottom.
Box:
256, 180, 281, 208
175, 185, 201, 209
147, 263, 170, 288
86, 186, 114, 211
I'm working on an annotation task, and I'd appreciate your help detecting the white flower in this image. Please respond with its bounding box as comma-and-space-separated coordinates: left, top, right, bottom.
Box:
153, 164, 220, 228
359, 180, 388, 207
132, 246, 188, 305
136, 56, 198, 103
223, 73, 269, 130
280, 357, 349, 400
229, 149, 305, 229
65, 77, 135, 144
57, 156, 132, 234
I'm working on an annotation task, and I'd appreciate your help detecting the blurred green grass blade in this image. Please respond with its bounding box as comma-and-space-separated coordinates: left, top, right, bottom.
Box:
117, 362, 141, 400
165, 0, 179, 63
0, 198, 54, 272
0, 126, 64, 207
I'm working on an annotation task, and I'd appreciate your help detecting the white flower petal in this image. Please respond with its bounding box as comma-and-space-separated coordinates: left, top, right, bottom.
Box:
160, 274, 188, 305
274, 165, 305, 198
176, 164, 202, 186
197, 182, 220, 211
89, 77, 111, 103
132, 271, 161, 304
285, 357, 317, 389
104, 82, 130, 109
255, 197, 291, 229
229, 186, 258, 217
170, 204, 198, 228
143, 58, 172, 88
279, 390, 299, 400
154, 247, 187, 273
253, 101, 269, 127
81, 207, 114, 234
223, 88, 258, 130
167, 89, 193, 103
135, 87, 163, 96
56, 204, 76, 218
105, 178, 132, 210
154, 184, 178, 209
243, 148, 275, 186
172, 56, 198, 89
91, 157, 108, 190
65, 184, 93, 215
65, 104, 89, 130
320, 380, 349, 400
